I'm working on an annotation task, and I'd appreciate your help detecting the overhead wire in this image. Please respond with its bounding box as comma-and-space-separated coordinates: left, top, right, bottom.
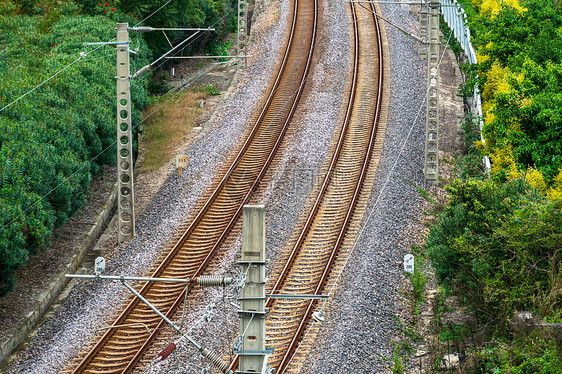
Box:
145, 7, 237, 74
3, 4, 443, 370
133, 0, 174, 27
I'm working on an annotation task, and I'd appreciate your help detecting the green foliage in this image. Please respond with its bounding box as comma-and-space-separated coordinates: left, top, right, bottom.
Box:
478, 3, 562, 70
439, 323, 468, 343
147, 72, 173, 95
459, 62, 479, 98
426, 178, 562, 329
476, 336, 562, 373
391, 346, 405, 374
0, 11, 149, 295
468, 0, 562, 183
204, 39, 233, 62
485, 60, 562, 181
411, 263, 426, 303
197, 83, 221, 96
455, 115, 487, 180
107, 0, 236, 56
0, 0, 237, 298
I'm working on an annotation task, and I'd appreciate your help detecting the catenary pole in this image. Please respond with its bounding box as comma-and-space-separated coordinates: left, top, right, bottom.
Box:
116, 23, 136, 243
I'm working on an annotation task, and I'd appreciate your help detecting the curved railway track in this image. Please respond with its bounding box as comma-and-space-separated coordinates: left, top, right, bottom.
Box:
228, 1, 385, 372
64, 0, 318, 372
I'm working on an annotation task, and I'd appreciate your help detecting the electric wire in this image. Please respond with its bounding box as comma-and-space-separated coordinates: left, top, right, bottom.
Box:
133, 0, 174, 27
147, 7, 237, 74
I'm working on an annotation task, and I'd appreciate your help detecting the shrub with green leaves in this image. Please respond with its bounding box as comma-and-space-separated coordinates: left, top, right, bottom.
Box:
476, 336, 561, 373
426, 178, 562, 328
460, 0, 562, 183
0, 8, 149, 296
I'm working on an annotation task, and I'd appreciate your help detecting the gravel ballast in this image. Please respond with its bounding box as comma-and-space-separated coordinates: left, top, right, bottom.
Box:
300, 3, 428, 373
5, 0, 429, 373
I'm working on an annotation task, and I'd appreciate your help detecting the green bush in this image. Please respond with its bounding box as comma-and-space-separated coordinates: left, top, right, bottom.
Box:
476, 336, 561, 373
426, 178, 562, 329
468, 0, 562, 183
104, 0, 237, 56
0, 10, 149, 295
0, 0, 240, 296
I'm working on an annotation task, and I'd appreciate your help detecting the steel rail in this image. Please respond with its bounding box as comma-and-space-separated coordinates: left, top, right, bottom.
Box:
67, 0, 318, 371
226, 0, 384, 371
120, 0, 318, 368
266, 0, 360, 305
225, 4, 383, 373
273, 3, 384, 371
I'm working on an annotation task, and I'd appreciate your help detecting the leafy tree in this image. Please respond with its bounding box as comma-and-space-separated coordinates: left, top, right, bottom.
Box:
0, 9, 149, 295
484, 60, 562, 181
75, 0, 237, 55
470, 0, 562, 185
0, 0, 237, 296
426, 178, 562, 328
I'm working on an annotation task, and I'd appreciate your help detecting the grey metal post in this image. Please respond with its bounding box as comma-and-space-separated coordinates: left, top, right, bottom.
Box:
237, 0, 248, 67
237, 205, 271, 374
424, 0, 440, 182
116, 23, 135, 243
418, 1, 429, 57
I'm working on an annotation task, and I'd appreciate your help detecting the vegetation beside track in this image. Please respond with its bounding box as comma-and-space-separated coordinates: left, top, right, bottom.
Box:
141, 84, 220, 171
421, 0, 562, 371
0, 0, 236, 296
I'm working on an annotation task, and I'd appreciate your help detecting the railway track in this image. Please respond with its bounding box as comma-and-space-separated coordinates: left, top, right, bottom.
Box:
228, 1, 386, 372
64, 0, 317, 372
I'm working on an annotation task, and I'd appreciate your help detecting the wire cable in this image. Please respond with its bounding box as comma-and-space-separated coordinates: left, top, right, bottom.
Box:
147, 7, 237, 74
133, 0, 174, 27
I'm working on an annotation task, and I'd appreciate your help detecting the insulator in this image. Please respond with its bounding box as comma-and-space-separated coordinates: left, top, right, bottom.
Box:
202, 347, 229, 372
232, 336, 243, 352
157, 342, 176, 361
234, 274, 246, 292
194, 276, 233, 287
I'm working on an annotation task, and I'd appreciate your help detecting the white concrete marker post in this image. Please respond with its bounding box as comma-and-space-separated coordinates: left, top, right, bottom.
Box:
404, 254, 415, 274
94, 257, 106, 275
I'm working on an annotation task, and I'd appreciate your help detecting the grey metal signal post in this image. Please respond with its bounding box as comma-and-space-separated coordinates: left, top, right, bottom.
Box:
424, 0, 440, 182
237, 205, 271, 374
237, 0, 248, 66
116, 23, 135, 243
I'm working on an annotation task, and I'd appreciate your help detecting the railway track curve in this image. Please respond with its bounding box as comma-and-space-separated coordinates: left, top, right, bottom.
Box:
64, 0, 318, 372
227, 1, 386, 372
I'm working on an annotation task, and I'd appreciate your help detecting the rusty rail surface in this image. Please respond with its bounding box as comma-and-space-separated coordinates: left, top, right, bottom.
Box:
227, 0, 384, 372
64, 0, 318, 372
